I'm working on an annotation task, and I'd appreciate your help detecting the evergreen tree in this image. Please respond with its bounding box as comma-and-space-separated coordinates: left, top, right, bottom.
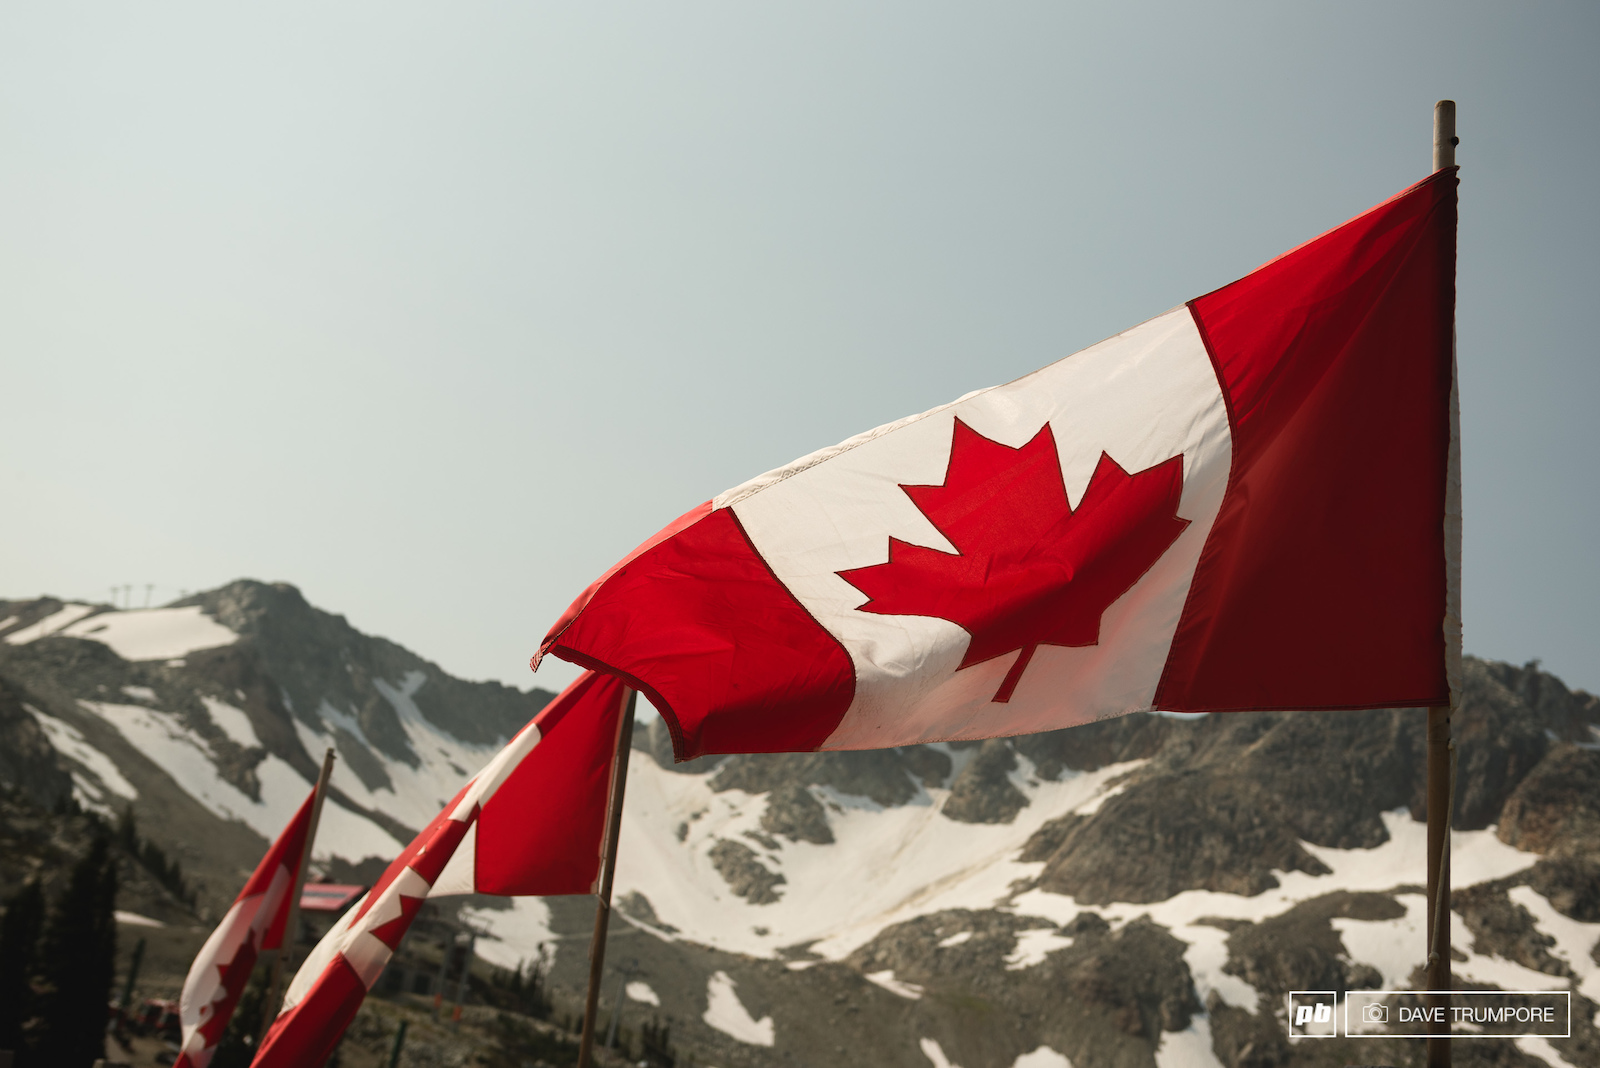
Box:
114, 805, 138, 855
482, 948, 552, 1020
32, 835, 119, 1067
114, 803, 196, 904
0, 880, 45, 1055
639, 1015, 676, 1068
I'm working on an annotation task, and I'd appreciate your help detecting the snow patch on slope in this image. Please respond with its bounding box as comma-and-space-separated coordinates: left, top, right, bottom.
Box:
1508, 885, 1600, 1006
460, 898, 558, 972
1517, 1035, 1584, 1068
26, 703, 139, 810
866, 969, 924, 998
703, 972, 774, 1046
3, 604, 98, 643
56, 606, 238, 660
79, 700, 402, 861
1005, 928, 1073, 970
612, 755, 1145, 961
294, 671, 500, 834
1330, 892, 1428, 989
311, 699, 372, 748
1177, 922, 1258, 1011
1154, 1016, 1221, 1068
201, 697, 258, 747
115, 910, 165, 928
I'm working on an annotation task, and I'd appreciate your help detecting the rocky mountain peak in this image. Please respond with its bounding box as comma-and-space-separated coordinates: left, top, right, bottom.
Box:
178, 579, 552, 762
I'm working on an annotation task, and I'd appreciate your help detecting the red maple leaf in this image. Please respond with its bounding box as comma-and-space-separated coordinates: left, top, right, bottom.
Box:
360, 807, 475, 952
838, 419, 1190, 703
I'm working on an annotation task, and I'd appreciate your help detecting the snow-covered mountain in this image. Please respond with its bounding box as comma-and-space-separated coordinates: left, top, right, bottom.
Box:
0, 582, 553, 888
2, 582, 1597, 1068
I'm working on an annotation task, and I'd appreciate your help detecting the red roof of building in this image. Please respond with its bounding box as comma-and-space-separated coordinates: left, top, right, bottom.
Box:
299, 883, 366, 912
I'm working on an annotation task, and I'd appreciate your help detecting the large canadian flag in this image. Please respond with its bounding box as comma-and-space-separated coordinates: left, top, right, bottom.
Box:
539, 170, 1459, 758
249, 670, 629, 1068
175, 787, 316, 1068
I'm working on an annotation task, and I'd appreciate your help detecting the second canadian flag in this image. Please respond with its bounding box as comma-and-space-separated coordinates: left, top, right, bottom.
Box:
250, 670, 629, 1068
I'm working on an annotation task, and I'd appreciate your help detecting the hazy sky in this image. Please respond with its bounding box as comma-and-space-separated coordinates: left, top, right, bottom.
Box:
3, 3, 1596, 697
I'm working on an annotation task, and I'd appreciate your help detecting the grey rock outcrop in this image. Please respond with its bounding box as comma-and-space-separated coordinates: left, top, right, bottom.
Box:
709, 839, 786, 904
941, 738, 1029, 824
1010, 713, 1172, 779
0, 676, 73, 809
1496, 744, 1600, 857
760, 782, 834, 844
710, 749, 920, 807
1219, 892, 1398, 997
846, 908, 1201, 1068
1453, 882, 1571, 977
1024, 771, 1331, 903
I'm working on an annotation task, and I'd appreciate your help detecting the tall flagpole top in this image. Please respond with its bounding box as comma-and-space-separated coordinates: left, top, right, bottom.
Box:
1434, 100, 1457, 172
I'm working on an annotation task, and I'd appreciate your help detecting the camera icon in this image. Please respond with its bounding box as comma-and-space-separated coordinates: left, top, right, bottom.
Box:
1362, 1003, 1389, 1024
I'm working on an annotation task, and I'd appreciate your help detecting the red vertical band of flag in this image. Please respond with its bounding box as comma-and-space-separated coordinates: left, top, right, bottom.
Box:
474, 668, 628, 894
1155, 168, 1457, 710
549, 506, 855, 757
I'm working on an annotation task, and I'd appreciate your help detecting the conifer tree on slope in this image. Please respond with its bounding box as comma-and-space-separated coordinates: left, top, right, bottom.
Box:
32, 834, 118, 1067
0, 879, 45, 1055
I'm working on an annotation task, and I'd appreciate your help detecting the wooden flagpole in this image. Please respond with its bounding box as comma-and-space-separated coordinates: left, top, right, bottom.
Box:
258, 746, 337, 1045
578, 687, 638, 1068
1426, 97, 1459, 1068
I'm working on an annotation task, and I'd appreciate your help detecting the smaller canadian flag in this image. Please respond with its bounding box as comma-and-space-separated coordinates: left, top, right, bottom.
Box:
174, 787, 317, 1068
249, 670, 629, 1068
